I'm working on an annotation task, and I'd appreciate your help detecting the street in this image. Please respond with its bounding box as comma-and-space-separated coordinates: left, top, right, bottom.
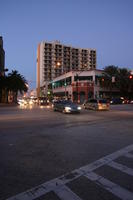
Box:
0, 104, 133, 200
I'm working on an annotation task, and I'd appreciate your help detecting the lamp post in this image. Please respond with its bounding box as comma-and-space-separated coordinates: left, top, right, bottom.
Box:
55, 61, 67, 99
75, 70, 84, 103
76, 73, 79, 103
64, 78, 67, 99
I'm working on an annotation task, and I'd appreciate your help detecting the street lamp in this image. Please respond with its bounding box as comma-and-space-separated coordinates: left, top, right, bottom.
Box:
76, 73, 79, 103
64, 79, 67, 99
55, 61, 67, 99
75, 70, 84, 103
56, 62, 61, 67
62, 66, 67, 100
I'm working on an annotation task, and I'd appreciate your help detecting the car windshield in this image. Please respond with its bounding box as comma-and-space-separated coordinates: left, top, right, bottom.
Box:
99, 99, 107, 103
61, 100, 73, 105
89, 99, 97, 103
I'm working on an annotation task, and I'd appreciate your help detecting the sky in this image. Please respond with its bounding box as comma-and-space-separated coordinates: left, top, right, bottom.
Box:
0, 0, 133, 89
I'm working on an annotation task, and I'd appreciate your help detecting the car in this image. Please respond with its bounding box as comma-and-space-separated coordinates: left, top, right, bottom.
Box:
53, 100, 81, 113
84, 99, 110, 111
110, 97, 123, 104
123, 99, 130, 104
38, 97, 49, 106
129, 99, 133, 104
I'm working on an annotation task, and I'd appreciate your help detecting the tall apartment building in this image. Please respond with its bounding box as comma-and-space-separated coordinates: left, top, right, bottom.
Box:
37, 41, 96, 97
0, 36, 5, 74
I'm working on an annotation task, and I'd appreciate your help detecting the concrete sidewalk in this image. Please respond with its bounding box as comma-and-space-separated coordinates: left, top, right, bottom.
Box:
0, 103, 18, 107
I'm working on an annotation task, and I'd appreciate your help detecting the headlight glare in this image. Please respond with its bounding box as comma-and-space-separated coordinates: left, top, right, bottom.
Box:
65, 106, 71, 111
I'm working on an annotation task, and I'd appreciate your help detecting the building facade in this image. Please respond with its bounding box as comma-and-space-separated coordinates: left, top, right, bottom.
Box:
0, 36, 5, 74
49, 69, 108, 103
37, 41, 96, 97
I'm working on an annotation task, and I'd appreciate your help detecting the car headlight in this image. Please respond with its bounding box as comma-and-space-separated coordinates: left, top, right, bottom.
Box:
77, 106, 81, 110
29, 100, 33, 105
65, 106, 71, 111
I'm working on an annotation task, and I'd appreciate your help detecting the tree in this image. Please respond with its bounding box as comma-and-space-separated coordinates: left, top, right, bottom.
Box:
116, 68, 130, 97
99, 65, 133, 98
7, 70, 28, 103
99, 66, 118, 98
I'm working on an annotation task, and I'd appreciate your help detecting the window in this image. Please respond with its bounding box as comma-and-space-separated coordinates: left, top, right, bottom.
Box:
74, 76, 93, 81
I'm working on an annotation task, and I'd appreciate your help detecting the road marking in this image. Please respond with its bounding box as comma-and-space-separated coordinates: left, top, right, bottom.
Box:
53, 185, 82, 200
107, 161, 133, 176
76, 143, 133, 174
7, 144, 133, 200
85, 172, 133, 200
125, 153, 133, 159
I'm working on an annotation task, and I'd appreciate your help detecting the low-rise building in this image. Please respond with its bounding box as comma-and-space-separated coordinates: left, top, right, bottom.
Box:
49, 69, 113, 103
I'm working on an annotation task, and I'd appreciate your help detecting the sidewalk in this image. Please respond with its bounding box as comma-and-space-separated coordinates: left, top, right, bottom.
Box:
0, 103, 18, 107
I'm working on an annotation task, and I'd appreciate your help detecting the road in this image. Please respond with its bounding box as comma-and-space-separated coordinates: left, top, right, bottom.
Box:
0, 104, 133, 200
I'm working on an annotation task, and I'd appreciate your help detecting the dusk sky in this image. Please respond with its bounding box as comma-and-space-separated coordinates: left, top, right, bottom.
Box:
0, 0, 133, 89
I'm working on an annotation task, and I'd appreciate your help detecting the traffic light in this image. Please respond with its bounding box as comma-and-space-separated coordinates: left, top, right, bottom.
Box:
102, 78, 104, 82
129, 75, 133, 79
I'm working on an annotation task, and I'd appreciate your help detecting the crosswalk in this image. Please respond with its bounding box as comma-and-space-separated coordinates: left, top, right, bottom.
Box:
7, 144, 133, 200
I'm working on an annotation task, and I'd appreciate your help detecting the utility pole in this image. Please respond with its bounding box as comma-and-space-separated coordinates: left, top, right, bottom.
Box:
76, 73, 79, 103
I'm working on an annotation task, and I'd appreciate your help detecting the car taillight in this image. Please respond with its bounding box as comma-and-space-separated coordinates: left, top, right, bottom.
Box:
98, 103, 102, 106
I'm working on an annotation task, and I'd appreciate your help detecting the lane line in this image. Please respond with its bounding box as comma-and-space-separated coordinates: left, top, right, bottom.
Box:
54, 185, 82, 200
85, 172, 133, 200
7, 144, 133, 200
107, 161, 133, 176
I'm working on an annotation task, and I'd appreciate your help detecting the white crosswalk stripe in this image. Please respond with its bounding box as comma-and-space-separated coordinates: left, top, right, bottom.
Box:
53, 185, 82, 200
6, 144, 133, 200
107, 161, 133, 176
125, 152, 133, 159
85, 172, 133, 200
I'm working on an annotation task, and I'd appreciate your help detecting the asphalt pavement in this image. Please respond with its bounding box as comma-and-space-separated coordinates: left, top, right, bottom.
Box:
0, 104, 133, 200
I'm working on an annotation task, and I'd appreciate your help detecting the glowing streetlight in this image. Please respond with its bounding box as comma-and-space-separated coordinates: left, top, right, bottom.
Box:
25, 83, 29, 88
56, 62, 61, 67
129, 75, 133, 79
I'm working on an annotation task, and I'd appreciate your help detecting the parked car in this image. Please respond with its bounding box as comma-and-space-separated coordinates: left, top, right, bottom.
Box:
53, 100, 81, 113
123, 98, 130, 104
110, 97, 123, 104
84, 99, 110, 111
129, 100, 133, 104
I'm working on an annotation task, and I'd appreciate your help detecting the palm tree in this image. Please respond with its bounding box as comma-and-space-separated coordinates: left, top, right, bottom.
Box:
7, 70, 28, 103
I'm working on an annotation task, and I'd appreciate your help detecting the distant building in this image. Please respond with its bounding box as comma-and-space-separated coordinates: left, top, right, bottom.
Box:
0, 36, 5, 74
30, 89, 37, 97
37, 41, 96, 97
